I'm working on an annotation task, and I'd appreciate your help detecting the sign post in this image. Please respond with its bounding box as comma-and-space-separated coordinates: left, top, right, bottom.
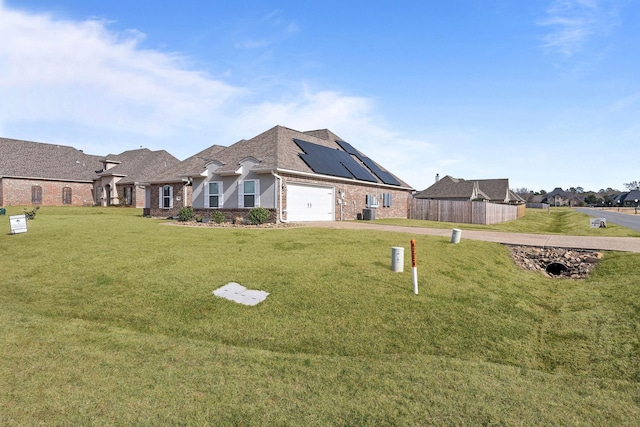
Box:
10, 214, 28, 234
411, 239, 418, 295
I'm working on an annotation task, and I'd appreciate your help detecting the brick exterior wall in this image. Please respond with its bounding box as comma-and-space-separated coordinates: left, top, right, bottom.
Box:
0, 178, 94, 206
148, 183, 190, 218
278, 173, 411, 221
115, 184, 146, 208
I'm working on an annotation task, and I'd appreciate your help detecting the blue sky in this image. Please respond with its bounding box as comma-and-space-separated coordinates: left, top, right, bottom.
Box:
1, 0, 638, 192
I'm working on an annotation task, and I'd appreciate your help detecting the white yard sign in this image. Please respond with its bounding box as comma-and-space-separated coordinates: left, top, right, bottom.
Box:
590, 218, 607, 228
10, 214, 28, 234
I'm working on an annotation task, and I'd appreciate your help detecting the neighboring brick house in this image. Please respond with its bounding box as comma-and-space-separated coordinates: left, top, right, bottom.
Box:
0, 137, 102, 207
414, 175, 524, 204
144, 125, 414, 222
0, 137, 178, 208
95, 149, 180, 207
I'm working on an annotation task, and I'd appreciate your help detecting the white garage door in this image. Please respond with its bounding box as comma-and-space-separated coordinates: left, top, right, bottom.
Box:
286, 184, 334, 222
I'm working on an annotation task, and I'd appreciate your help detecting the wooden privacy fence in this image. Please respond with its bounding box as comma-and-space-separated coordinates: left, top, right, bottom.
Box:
409, 199, 525, 225
526, 202, 550, 209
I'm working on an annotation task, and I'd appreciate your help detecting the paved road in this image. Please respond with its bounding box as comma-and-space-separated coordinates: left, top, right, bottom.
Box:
302, 221, 640, 253
575, 207, 640, 232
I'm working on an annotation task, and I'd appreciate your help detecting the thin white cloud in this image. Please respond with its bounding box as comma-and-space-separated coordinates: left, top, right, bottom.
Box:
538, 0, 616, 57
0, 4, 241, 136
233, 9, 298, 50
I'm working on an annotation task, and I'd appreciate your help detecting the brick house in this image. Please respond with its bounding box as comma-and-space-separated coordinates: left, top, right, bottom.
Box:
94, 149, 180, 207
144, 125, 414, 222
541, 187, 582, 207
414, 175, 524, 204
0, 137, 178, 207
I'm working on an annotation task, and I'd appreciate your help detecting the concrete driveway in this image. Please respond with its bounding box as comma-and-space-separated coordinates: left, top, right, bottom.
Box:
302, 221, 640, 253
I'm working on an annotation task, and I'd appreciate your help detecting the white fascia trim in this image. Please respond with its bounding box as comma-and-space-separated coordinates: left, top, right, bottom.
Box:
276, 168, 414, 191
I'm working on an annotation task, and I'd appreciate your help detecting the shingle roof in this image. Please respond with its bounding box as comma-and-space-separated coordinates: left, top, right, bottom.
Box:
146, 144, 227, 183
626, 190, 640, 202
0, 137, 102, 182
415, 175, 516, 202
546, 187, 567, 197
148, 125, 412, 188
97, 148, 180, 184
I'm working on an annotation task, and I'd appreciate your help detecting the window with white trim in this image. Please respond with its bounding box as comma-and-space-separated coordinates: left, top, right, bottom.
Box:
238, 180, 260, 208
382, 193, 392, 207
159, 185, 173, 209
205, 181, 223, 208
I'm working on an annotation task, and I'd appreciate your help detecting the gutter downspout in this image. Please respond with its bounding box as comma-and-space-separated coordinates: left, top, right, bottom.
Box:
271, 171, 289, 223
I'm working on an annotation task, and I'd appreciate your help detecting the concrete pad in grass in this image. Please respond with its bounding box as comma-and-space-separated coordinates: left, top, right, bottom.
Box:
213, 282, 269, 306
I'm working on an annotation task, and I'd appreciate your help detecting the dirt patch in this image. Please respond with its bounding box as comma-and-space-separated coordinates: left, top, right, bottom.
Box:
509, 245, 603, 279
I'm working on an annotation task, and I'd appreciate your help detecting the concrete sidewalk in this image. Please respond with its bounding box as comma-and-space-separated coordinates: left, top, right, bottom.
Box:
302, 221, 640, 253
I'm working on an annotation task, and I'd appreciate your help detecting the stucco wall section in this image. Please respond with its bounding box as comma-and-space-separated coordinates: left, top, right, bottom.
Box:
147, 175, 411, 222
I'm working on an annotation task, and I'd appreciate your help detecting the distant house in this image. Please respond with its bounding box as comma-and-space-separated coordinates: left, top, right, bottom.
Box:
0, 137, 178, 207
144, 125, 414, 222
414, 175, 524, 204
623, 190, 640, 207
541, 187, 582, 207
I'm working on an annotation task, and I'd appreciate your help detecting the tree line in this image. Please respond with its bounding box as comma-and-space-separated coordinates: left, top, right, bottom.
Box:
512, 181, 639, 206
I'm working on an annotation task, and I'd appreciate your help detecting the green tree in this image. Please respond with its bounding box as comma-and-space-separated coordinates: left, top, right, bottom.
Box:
624, 181, 639, 190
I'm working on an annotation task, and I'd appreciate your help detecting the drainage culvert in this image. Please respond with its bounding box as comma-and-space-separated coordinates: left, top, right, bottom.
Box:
509, 245, 603, 279
545, 262, 569, 276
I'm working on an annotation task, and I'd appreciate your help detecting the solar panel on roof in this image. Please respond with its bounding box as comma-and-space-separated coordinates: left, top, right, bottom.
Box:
293, 138, 377, 182
336, 140, 401, 186
336, 151, 377, 182
359, 156, 401, 186
335, 140, 358, 155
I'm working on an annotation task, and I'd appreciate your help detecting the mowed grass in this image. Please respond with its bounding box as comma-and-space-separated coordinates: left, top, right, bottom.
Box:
1, 207, 639, 425
375, 207, 640, 237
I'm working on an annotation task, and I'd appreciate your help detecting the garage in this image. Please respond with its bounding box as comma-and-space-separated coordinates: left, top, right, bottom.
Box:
286, 183, 334, 222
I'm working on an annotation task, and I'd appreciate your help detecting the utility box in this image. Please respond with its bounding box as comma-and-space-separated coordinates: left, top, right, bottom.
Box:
391, 247, 404, 272
451, 228, 462, 244
0, 207, 5, 215
362, 208, 375, 220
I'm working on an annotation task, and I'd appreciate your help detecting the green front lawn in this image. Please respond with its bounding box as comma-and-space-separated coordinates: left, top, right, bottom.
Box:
1, 207, 639, 425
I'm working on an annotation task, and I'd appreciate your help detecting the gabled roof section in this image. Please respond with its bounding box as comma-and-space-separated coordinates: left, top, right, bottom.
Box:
271, 126, 410, 187
0, 137, 102, 182
415, 175, 517, 202
415, 175, 477, 199
626, 190, 640, 202
146, 144, 227, 183
99, 149, 181, 184
149, 125, 412, 188
546, 187, 567, 198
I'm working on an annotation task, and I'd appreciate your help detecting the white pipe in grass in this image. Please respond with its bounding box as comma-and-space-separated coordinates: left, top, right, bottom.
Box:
411, 239, 418, 295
